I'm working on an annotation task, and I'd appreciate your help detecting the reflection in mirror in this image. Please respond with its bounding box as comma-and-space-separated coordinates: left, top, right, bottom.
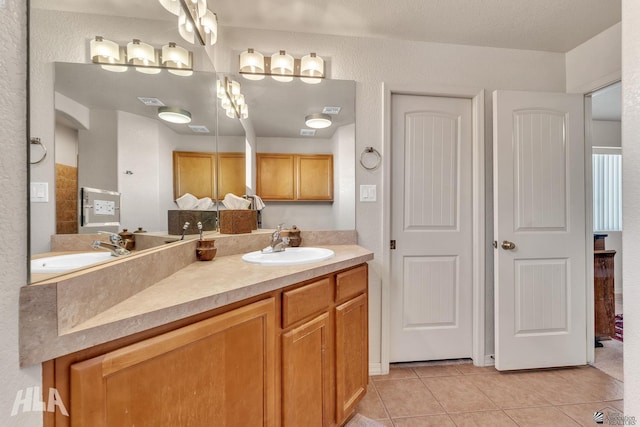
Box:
29, 3, 218, 283
226, 76, 356, 231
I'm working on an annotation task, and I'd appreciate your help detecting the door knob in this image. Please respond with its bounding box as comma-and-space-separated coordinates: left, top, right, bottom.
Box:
501, 240, 516, 250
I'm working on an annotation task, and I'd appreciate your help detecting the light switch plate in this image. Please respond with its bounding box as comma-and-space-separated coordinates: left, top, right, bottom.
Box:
30, 182, 49, 203
359, 184, 377, 202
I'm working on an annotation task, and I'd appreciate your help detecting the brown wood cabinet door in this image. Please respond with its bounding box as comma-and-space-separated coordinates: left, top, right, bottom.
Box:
218, 152, 246, 198
70, 298, 276, 427
282, 312, 332, 427
256, 154, 295, 200
297, 155, 333, 201
173, 151, 216, 199
594, 250, 616, 338
335, 293, 368, 425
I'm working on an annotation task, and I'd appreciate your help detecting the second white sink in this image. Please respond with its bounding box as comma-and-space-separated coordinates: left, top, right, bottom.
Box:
31, 252, 114, 274
242, 247, 335, 266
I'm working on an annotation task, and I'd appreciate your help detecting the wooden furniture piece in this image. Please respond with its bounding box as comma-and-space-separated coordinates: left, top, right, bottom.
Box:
594, 249, 616, 340
256, 153, 333, 201
45, 264, 368, 427
172, 151, 245, 200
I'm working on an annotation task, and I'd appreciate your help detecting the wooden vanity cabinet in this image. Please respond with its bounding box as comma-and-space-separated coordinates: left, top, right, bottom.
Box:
69, 298, 275, 427
45, 264, 368, 427
256, 153, 333, 201
173, 151, 245, 199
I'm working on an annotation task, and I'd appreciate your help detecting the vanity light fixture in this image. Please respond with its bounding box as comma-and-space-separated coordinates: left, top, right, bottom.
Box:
217, 77, 249, 119
158, 106, 192, 124
305, 113, 332, 129
158, 0, 218, 46
89, 37, 193, 75
238, 49, 326, 84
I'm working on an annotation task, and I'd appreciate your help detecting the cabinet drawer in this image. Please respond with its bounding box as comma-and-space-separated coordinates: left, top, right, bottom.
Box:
335, 265, 368, 303
282, 278, 332, 328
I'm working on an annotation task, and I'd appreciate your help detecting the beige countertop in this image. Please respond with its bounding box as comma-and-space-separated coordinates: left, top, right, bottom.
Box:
20, 236, 372, 366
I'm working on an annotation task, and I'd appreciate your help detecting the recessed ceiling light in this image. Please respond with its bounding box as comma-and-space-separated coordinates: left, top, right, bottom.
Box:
138, 97, 165, 106
305, 113, 332, 129
322, 106, 341, 115
157, 106, 191, 124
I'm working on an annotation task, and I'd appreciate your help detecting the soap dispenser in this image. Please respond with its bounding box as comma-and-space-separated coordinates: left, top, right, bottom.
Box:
119, 228, 135, 251
288, 225, 302, 247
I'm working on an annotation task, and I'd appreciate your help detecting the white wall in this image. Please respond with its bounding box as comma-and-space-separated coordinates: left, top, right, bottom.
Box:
622, 0, 640, 416
566, 23, 621, 94
333, 123, 356, 230
215, 26, 567, 367
1, 2, 43, 426
54, 123, 78, 167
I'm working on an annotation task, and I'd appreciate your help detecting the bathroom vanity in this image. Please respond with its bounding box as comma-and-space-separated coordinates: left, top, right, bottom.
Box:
20, 231, 372, 427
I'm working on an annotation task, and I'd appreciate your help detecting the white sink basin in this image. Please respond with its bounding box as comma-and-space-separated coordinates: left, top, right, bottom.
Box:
31, 252, 114, 274
242, 247, 335, 266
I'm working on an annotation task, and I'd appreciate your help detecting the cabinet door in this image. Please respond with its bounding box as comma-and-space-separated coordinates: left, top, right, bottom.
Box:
256, 154, 295, 200
173, 151, 216, 199
335, 293, 368, 425
297, 154, 333, 201
70, 298, 275, 427
282, 312, 332, 427
218, 152, 246, 198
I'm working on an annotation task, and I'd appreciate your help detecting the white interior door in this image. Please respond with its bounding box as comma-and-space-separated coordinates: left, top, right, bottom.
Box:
390, 94, 473, 362
493, 90, 587, 371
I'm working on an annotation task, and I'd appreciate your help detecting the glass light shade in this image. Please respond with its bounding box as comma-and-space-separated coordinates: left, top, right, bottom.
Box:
178, 8, 195, 44
134, 63, 162, 74
305, 113, 332, 129
162, 42, 190, 68
300, 52, 324, 84
270, 50, 294, 82
158, 107, 192, 124
90, 36, 119, 61
226, 106, 236, 119
240, 49, 265, 80
230, 80, 241, 97
201, 10, 218, 45
235, 94, 245, 106
241, 104, 249, 119
221, 95, 231, 109
191, 0, 208, 18
127, 39, 155, 64
216, 79, 226, 99
158, 0, 181, 15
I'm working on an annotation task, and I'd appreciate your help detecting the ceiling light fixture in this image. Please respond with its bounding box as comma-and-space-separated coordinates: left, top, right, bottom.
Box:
158, 0, 218, 46
305, 113, 332, 129
89, 36, 193, 75
157, 106, 192, 124
238, 48, 325, 84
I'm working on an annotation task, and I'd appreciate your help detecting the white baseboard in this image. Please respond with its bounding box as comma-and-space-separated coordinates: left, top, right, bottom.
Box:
368, 363, 386, 376
483, 355, 495, 366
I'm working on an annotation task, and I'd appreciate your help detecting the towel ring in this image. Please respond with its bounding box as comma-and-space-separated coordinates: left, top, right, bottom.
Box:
30, 137, 47, 165
359, 146, 381, 171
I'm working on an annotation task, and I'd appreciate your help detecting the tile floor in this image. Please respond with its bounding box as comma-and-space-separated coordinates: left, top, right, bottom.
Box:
355, 362, 624, 426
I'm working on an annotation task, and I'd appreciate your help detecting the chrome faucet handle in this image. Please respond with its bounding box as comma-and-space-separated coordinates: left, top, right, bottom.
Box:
97, 231, 122, 246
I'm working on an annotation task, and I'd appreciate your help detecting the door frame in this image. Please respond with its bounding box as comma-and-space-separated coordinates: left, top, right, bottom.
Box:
380, 84, 486, 373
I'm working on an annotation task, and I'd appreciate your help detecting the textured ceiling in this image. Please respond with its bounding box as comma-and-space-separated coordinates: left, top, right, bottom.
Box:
34, 0, 621, 53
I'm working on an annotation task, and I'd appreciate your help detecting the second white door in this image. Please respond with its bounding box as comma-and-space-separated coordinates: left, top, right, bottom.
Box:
390, 94, 473, 362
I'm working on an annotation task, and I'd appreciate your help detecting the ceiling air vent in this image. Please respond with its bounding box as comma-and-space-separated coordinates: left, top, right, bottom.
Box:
322, 106, 341, 115
300, 129, 316, 136
188, 125, 210, 133
137, 97, 165, 106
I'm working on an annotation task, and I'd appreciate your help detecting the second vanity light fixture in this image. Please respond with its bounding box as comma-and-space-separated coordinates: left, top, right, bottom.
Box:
90, 36, 193, 76
158, 0, 218, 46
217, 77, 248, 119
239, 49, 325, 84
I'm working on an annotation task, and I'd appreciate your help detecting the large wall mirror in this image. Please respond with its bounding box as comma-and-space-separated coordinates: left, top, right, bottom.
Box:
29, 1, 356, 284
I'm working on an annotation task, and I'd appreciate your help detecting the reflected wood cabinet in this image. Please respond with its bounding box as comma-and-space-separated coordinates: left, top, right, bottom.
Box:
173, 151, 245, 200
45, 264, 368, 427
257, 153, 333, 201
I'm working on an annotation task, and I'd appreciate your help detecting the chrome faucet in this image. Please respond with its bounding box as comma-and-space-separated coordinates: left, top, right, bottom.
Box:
263, 224, 289, 253
91, 231, 130, 256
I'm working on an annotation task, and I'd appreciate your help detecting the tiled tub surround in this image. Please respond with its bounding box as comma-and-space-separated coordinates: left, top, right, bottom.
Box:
20, 229, 368, 366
